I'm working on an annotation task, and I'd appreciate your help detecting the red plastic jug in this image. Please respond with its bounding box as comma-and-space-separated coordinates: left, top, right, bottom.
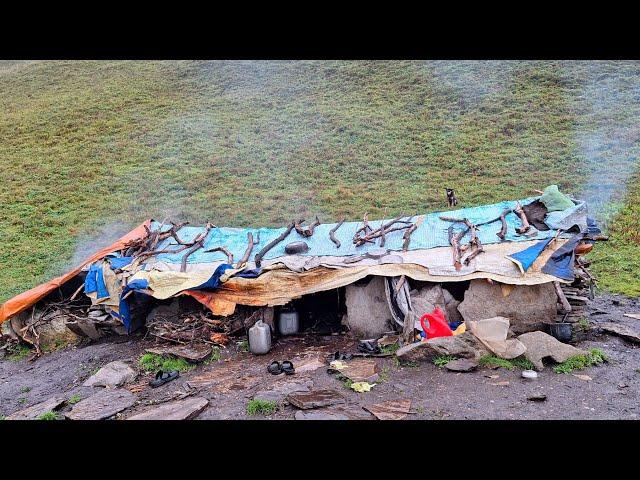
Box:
420, 307, 453, 339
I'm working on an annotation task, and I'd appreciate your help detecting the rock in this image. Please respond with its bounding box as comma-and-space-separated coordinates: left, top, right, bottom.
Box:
286, 389, 346, 410
337, 358, 379, 383
345, 277, 392, 338
444, 358, 478, 372
66, 389, 136, 420
522, 370, 538, 380
293, 356, 325, 374
145, 299, 180, 324
6, 396, 66, 420
458, 280, 557, 334
83, 361, 136, 388
597, 322, 640, 344
146, 343, 213, 363
363, 399, 412, 420
127, 397, 209, 420
410, 284, 446, 317
573, 374, 592, 381
396, 332, 489, 362
294, 406, 374, 420
517, 331, 587, 371
527, 393, 547, 402
11, 310, 79, 350
254, 380, 314, 403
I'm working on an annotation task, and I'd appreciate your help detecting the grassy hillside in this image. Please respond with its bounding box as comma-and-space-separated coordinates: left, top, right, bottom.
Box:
1, 60, 639, 302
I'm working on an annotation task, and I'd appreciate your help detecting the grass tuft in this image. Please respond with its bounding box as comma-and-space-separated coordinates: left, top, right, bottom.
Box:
204, 347, 221, 364
479, 355, 535, 371
67, 394, 82, 405
433, 355, 457, 368
6, 344, 31, 362
246, 399, 278, 416
36, 411, 60, 420
554, 348, 608, 374
138, 353, 194, 373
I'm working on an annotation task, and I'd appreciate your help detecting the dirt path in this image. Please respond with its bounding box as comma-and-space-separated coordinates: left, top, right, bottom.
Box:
2, 294, 639, 420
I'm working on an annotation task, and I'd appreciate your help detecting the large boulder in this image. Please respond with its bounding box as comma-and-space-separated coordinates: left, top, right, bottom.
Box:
345, 277, 392, 338
396, 332, 489, 362
458, 280, 556, 334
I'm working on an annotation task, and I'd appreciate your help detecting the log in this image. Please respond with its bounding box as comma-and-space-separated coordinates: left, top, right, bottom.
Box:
254, 221, 295, 267
329, 218, 345, 248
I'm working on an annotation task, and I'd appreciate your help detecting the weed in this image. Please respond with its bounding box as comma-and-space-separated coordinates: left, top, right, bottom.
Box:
67, 394, 82, 405
17, 397, 27, 404
138, 353, 194, 373
204, 347, 221, 364
554, 348, 609, 374
392, 356, 401, 368
378, 366, 391, 382
415, 406, 425, 414
433, 355, 457, 368
246, 399, 278, 416
380, 343, 400, 355
238, 340, 249, 353
6, 344, 30, 362
578, 317, 590, 331
479, 355, 535, 371
401, 360, 419, 368
37, 411, 60, 420
20, 386, 31, 394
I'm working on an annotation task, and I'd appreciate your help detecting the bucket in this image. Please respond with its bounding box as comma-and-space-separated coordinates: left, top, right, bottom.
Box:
549, 323, 572, 343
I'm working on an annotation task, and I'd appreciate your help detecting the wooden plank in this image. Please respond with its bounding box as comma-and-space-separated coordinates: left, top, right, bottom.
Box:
127, 397, 209, 420
66, 389, 136, 420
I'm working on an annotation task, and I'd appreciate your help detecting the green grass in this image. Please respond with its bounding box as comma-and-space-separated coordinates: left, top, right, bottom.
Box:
479, 355, 536, 371
378, 366, 391, 382
204, 347, 221, 364
19, 386, 31, 393
554, 348, 609, 374
67, 394, 82, 405
433, 355, 457, 368
1, 61, 639, 302
380, 343, 400, 355
237, 340, 249, 353
6, 343, 31, 362
17, 397, 27, 404
36, 411, 60, 420
246, 399, 278, 416
138, 353, 194, 373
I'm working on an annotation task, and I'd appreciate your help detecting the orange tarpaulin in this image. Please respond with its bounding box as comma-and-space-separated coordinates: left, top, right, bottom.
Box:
0, 220, 151, 324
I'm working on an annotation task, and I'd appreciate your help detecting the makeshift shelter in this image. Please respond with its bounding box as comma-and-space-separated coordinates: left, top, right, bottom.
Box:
0, 186, 602, 348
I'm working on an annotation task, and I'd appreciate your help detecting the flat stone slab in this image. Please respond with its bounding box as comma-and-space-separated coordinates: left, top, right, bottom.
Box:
598, 322, 640, 344
294, 406, 374, 420
293, 356, 326, 374
396, 332, 489, 362
83, 360, 136, 388
287, 389, 346, 410
363, 399, 412, 420
6, 396, 66, 420
445, 358, 478, 372
127, 397, 209, 420
254, 380, 314, 403
66, 388, 136, 420
517, 331, 587, 371
338, 358, 379, 383
146, 343, 213, 363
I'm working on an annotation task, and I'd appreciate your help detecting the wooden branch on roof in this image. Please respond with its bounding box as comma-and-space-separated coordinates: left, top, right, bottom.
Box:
329, 218, 345, 248
180, 222, 215, 272
204, 246, 234, 264
254, 221, 295, 267
237, 232, 259, 267
514, 202, 530, 234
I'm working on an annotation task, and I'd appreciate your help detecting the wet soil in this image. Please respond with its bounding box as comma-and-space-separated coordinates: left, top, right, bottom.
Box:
2, 294, 639, 420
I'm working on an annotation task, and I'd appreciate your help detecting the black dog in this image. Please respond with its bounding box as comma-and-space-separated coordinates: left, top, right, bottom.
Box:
445, 188, 458, 207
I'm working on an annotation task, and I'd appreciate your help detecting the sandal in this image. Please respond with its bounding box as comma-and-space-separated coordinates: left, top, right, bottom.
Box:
268, 361, 282, 375
149, 370, 179, 388
281, 360, 295, 375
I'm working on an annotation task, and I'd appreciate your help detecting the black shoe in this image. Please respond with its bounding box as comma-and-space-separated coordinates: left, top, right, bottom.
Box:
268, 361, 282, 375
149, 370, 179, 388
281, 361, 295, 375
357, 340, 381, 354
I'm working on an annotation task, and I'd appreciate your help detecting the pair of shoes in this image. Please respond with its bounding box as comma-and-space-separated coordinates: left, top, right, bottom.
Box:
357, 340, 381, 354
149, 370, 179, 388
267, 360, 295, 375
333, 351, 353, 361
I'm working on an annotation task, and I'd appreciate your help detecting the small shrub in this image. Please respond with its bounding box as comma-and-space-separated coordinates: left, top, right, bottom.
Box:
37, 411, 60, 420
554, 348, 609, 374
246, 399, 278, 416
380, 343, 400, 355
138, 353, 194, 373
67, 394, 82, 405
204, 347, 221, 364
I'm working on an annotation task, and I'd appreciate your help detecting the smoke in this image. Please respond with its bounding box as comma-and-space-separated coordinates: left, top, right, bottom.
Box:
68, 221, 137, 268
572, 62, 640, 226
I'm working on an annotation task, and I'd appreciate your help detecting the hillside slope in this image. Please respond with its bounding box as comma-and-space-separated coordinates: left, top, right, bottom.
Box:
1, 60, 639, 301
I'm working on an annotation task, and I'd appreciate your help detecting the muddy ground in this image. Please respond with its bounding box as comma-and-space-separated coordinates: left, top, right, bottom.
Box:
1, 294, 639, 420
